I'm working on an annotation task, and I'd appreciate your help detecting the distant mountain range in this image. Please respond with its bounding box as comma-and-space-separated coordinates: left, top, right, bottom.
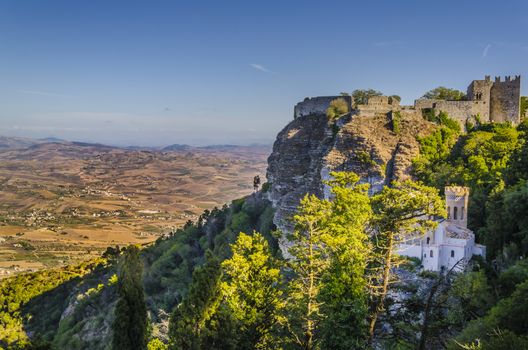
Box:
0, 135, 271, 153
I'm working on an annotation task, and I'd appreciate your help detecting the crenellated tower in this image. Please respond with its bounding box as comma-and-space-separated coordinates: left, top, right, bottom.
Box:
445, 186, 469, 229
490, 75, 521, 123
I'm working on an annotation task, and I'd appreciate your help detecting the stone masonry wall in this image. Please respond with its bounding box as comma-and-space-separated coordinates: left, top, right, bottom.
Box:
414, 99, 490, 124
490, 76, 521, 123
294, 96, 353, 119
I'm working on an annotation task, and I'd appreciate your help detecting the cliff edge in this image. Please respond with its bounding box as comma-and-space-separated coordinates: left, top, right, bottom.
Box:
266, 108, 435, 254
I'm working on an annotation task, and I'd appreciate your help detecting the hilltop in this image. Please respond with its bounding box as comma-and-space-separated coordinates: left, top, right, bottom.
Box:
1, 81, 528, 349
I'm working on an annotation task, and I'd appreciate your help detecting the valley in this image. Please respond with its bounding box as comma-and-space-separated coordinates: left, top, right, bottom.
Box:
0, 140, 269, 276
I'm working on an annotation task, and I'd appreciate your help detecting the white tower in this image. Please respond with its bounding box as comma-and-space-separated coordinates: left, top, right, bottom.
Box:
445, 186, 469, 229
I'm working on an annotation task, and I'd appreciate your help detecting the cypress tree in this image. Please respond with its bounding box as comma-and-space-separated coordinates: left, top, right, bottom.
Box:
112, 245, 148, 350
168, 251, 224, 350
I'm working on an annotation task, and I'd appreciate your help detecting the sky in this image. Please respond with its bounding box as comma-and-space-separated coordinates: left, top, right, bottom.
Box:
1, 0, 527, 147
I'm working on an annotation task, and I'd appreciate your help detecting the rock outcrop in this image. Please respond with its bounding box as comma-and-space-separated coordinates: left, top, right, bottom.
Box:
266, 109, 435, 254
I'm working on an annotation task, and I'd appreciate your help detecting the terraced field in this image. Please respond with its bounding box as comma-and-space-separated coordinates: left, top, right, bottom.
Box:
0, 140, 269, 276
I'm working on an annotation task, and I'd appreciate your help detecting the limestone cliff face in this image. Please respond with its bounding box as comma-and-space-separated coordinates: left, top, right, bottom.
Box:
266, 110, 434, 253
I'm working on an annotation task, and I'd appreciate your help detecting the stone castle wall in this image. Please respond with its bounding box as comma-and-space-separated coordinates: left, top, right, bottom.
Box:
414, 99, 488, 124
490, 76, 521, 123
294, 96, 353, 119
293, 75, 521, 124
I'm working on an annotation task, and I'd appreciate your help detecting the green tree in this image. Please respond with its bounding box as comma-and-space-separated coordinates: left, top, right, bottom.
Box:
285, 172, 372, 349
368, 181, 445, 342
450, 279, 528, 349
168, 251, 223, 350
221, 232, 283, 349
389, 95, 401, 103
112, 245, 148, 350
422, 86, 466, 101
148, 338, 168, 350
318, 172, 372, 349
521, 96, 528, 119
352, 89, 383, 106
326, 98, 350, 120
286, 194, 332, 350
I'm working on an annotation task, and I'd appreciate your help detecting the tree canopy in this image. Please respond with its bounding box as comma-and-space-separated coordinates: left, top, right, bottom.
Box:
352, 89, 383, 106
422, 86, 466, 101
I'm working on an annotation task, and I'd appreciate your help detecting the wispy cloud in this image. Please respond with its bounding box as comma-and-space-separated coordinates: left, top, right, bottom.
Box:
249, 63, 272, 73
482, 44, 491, 57
372, 40, 401, 47
17, 90, 70, 98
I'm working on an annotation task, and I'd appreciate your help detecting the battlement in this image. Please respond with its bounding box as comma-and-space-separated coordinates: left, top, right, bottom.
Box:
293, 75, 521, 125
445, 186, 469, 197
494, 75, 521, 83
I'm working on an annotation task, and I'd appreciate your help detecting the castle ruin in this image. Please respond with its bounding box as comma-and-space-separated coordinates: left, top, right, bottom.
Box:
294, 75, 522, 125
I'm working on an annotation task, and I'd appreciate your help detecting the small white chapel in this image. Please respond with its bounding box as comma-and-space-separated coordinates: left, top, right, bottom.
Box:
397, 186, 486, 272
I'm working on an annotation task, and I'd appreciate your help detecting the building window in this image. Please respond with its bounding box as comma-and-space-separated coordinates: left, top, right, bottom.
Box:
447, 206, 451, 219
454, 206, 458, 220
426, 237, 430, 244
461, 206, 464, 220
430, 250, 433, 258
451, 250, 455, 258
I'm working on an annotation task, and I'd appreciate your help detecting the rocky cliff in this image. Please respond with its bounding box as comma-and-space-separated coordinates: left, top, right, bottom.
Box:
266, 109, 435, 253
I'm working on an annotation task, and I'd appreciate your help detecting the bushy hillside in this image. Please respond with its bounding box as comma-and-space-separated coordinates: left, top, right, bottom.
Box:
412, 115, 528, 347
2, 113, 528, 350
0, 191, 276, 349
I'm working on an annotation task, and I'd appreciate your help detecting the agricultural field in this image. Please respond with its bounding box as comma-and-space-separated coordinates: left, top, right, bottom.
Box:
0, 140, 269, 276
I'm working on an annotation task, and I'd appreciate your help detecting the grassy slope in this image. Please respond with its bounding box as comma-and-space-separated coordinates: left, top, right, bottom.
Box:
0, 191, 275, 349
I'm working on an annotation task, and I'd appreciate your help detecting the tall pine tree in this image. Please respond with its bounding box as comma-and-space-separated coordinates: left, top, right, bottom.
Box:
168, 251, 224, 350
368, 181, 444, 343
112, 245, 148, 350
221, 232, 283, 349
285, 172, 372, 349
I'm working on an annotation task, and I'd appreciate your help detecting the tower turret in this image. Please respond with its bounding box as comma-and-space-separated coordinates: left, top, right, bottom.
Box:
445, 186, 469, 229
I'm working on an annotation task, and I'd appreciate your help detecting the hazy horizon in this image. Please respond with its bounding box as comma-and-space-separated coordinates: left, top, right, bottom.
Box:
1, 0, 528, 146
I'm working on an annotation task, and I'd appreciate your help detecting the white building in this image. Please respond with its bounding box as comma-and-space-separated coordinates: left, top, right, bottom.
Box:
397, 186, 486, 272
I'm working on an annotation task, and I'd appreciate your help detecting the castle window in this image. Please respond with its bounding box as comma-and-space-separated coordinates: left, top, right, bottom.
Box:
430, 250, 434, 258
461, 206, 464, 220
447, 206, 451, 219
426, 237, 430, 244
451, 250, 455, 258
454, 207, 458, 220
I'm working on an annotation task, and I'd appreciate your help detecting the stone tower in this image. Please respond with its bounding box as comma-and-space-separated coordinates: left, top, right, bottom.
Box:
467, 76, 494, 120
490, 75, 521, 123
445, 186, 469, 229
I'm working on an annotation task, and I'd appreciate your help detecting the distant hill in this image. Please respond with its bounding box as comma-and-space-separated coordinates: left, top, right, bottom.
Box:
0, 136, 42, 150
161, 143, 192, 151
38, 137, 66, 143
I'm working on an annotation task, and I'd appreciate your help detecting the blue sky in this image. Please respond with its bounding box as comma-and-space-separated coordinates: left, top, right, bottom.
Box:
1, 0, 527, 146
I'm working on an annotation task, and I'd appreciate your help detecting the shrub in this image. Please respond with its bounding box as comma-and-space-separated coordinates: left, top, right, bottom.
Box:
326, 98, 349, 120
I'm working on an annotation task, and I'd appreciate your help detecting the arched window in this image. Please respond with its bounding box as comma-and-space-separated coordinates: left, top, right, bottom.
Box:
447, 206, 451, 219
454, 206, 458, 220
461, 206, 464, 220
426, 237, 430, 244
430, 250, 434, 258
451, 250, 455, 258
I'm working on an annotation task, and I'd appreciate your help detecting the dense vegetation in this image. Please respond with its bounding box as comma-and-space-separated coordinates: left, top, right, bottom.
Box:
421, 87, 466, 101
0, 192, 275, 349
161, 173, 446, 349
112, 246, 148, 350
0, 258, 110, 349
412, 113, 528, 348
2, 104, 528, 349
